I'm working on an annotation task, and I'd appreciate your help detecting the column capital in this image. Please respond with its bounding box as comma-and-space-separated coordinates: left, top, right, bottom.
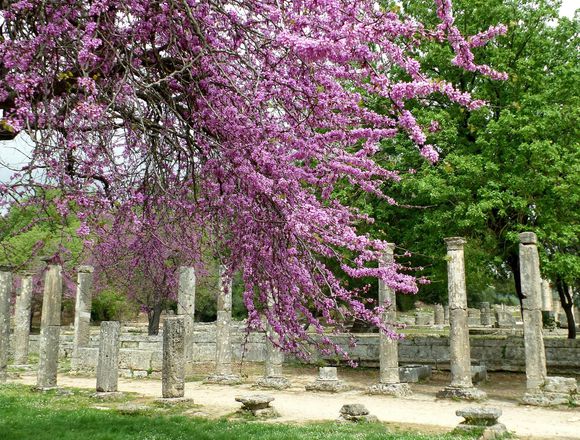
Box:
444, 237, 466, 250
519, 232, 537, 245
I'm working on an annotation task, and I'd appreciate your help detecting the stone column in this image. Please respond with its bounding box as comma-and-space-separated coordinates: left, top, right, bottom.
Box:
36, 261, 63, 390
368, 244, 411, 397
480, 302, 492, 326
519, 232, 547, 392
437, 238, 486, 400
434, 304, 445, 325
13, 271, 34, 366
162, 316, 185, 398
204, 265, 241, 384
541, 280, 553, 312
72, 265, 94, 371
177, 266, 195, 373
0, 266, 13, 383
96, 321, 120, 393
444, 305, 450, 325
256, 292, 290, 390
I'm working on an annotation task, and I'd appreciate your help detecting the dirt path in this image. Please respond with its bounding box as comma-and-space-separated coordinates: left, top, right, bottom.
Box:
13, 371, 580, 440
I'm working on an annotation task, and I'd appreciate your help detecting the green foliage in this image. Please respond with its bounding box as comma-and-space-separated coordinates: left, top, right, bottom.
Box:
91, 289, 138, 322
0, 384, 479, 440
346, 0, 579, 305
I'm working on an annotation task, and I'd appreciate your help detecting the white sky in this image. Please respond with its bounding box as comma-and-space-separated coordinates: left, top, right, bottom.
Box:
0, 0, 577, 184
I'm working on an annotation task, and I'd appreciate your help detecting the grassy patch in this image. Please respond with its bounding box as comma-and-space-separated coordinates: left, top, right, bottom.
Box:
0, 384, 477, 440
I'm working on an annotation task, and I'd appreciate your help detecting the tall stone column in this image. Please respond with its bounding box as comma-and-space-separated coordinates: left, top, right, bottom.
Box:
437, 238, 486, 400
162, 316, 185, 398
13, 271, 34, 365
177, 266, 195, 373
368, 244, 411, 397
204, 265, 241, 384
0, 266, 13, 383
519, 232, 547, 392
255, 292, 290, 390
36, 261, 63, 390
96, 321, 120, 393
480, 302, 492, 326
72, 265, 94, 371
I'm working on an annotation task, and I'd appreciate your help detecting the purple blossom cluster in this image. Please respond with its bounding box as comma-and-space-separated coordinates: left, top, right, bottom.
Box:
0, 0, 506, 359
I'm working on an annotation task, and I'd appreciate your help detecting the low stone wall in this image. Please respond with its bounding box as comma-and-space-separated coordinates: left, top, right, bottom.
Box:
24, 323, 580, 378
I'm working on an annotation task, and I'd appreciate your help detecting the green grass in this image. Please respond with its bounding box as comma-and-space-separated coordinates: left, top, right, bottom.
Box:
0, 384, 478, 440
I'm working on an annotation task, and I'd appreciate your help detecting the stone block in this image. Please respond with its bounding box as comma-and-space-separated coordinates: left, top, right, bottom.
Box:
471, 365, 488, 384
542, 376, 577, 394
338, 404, 378, 423
118, 350, 152, 370
235, 394, 278, 418
399, 365, 432, 383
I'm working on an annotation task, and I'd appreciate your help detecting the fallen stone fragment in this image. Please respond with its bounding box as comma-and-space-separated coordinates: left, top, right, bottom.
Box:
338, 403, 378, 423
235, 394, 278, 418
455, 406, 507, 440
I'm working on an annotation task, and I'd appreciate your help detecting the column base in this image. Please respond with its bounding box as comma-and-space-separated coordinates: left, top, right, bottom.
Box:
436, 386, 487, 401
367, 382, 412, 397
523, 376, 577, 407
305, 379, 349, 393
154, 397, 194, 406
254, 376, 291, 390
204, 373, 242, 385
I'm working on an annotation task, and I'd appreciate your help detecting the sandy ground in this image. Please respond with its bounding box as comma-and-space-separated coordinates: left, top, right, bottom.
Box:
12, 367, 580, 440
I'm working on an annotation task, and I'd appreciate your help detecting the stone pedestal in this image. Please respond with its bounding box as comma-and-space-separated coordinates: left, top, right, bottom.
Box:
0, 266, 13, 383
205, 266, 241, 385
13, 272, 34, 366
338, 404, 378, 423
467, 308, 481, 326
177, 266, 195, 373
306, 367, 349, 393
36, 262, 63, 390
522, 376, 578, 406
72, 266, 94, 371
235, 395, 278, 418
96, 321, 120, 393
455, 407, 506, 439
519, 232, 547, 392
367, 244, 411, 397
437, 238, 486, 401
434, 304, 445, 325
162, 316, 185, 399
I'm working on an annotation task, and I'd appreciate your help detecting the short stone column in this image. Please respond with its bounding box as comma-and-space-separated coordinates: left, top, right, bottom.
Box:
13, 271, 34, 365
177, 266, 195, 373
0, 266, 13, 383
205, 265, 241, 385
72, 265, 94, 371
162, 316, 185, 398
96, 321, 120, 393
540, 280, 553, 312
434, 304, 445, 325
36, 261, 63, 390
480, 302, 492, 326
306, 366, 349, 393
368, 244, 411, 397
437, 238, 486, 401
256, 293, 290, 390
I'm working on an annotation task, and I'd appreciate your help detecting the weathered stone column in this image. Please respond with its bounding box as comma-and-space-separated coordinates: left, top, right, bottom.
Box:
540, 280, 553, 312
72, 265, 94, 371
519, 232, 547, 392
13, 271, 34, 366
434, 304, 445, 325
0, 266, 13, 383
368, 244, 411, 397
444, 305, 450, 325
256, 292, 290, 390
177, 266, 195, 373
437, 238, 486, 400
96, 321, 120, 393
205, 265, 241, 384
162, 316, 185, 398
36, 261, 63, 390
480, 302, 492, 326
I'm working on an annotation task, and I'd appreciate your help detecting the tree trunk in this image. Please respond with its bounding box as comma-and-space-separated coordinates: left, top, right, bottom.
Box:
507, 252, 525, 316
555, 278, 576, 339
147, 303, 163, 335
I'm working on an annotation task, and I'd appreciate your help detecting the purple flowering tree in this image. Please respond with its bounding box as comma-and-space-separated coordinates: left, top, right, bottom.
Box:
0, 0, 505, 359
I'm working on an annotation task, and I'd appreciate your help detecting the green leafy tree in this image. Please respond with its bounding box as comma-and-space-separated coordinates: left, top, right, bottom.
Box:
349, 0, 578, 335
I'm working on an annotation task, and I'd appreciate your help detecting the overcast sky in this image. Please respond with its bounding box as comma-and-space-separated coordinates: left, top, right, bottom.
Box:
0, 1, 577, 184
